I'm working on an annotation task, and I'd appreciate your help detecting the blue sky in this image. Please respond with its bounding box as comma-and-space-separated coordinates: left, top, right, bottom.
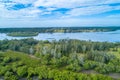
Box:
0, 0, 120, 27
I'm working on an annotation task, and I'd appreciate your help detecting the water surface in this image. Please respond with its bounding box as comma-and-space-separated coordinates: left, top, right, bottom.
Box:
0, 30, 120, 42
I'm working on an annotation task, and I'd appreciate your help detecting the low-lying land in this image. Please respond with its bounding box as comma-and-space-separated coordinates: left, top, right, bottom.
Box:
7, 32, 39, 37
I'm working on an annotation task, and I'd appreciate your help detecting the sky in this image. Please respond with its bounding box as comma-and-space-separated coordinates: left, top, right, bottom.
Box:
0, 0, 120, 27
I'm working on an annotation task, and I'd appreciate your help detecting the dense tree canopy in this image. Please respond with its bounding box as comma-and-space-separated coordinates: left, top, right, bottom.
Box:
0, 38, 120, 80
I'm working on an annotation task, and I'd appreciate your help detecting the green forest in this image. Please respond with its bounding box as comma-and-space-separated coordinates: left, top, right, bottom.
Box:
0, 38, 120, 80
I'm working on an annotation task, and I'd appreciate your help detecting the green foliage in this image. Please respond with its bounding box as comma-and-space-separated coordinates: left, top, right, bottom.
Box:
95, 63, 115, 74
0, 50, 116, 80
0, 39, 120, 79
17, 66, 27, 77
0, 38, 38, 53
7, 32, 39, 37
27, 67, 35, 78
3, 57, 11, 63
4, 51, 40, 67
83, 61, 98, 70
66, 63, 82, 72
87, 51, 116, 63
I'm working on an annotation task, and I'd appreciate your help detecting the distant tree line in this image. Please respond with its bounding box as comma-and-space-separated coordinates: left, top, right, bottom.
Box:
0, 27, 120, 33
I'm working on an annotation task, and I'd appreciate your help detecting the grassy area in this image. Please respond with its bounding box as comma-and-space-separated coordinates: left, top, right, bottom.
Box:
2, 51, 41, 68
109, 48, 120, 59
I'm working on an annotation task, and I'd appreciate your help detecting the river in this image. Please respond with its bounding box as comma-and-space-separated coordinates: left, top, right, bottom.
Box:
0, 30, 120, 42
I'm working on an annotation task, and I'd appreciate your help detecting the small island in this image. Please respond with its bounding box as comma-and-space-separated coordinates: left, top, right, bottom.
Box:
7, 32, 39, 37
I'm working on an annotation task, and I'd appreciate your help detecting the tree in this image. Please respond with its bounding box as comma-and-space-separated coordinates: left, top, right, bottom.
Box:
29, 47, 34, 55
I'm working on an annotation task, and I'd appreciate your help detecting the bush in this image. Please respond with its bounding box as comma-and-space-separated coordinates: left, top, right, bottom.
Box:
17, 66, 27, 77
3, 57, 11, 63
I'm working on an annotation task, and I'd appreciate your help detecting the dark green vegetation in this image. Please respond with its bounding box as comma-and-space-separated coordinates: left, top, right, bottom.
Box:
7, 32, 39, 37
0, 38, 120, 80
0, 27, 120, 33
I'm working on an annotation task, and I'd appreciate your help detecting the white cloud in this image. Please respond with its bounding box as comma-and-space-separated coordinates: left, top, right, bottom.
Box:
0, 0, 120, 19
14, 0, 34, 4
0, 5, 40, 19
29, 9, 42, 14
107, 14, 120, 18
33, 0, 97, 8
105, 0, 120, 4
66, 5, 120, 17
33, 0, 120, 8
0, 0, 34, 4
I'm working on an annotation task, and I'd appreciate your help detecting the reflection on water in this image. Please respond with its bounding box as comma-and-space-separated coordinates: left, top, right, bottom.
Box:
0, 30, 120, 42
